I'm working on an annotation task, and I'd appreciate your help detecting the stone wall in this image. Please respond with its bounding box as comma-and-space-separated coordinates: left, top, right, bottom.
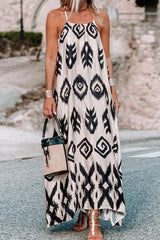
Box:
111, 21, 160, 129
0, 0, 150, 33
0, 0, 60, 32
0, 0, 148, 54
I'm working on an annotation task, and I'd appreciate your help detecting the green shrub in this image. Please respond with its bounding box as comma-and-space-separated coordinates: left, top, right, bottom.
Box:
0, 31, 43, 50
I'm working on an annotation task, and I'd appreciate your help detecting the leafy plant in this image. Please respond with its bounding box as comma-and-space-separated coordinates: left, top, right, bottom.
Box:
0, 31, 43, 50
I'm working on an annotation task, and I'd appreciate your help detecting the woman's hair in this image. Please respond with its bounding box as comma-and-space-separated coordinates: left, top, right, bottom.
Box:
60, 0, 103, 26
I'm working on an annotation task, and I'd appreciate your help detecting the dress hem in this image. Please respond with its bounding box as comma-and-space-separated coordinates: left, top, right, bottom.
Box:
46, 207, 126, 229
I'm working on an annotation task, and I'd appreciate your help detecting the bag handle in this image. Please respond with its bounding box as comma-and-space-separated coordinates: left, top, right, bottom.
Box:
42, 110, 63, 139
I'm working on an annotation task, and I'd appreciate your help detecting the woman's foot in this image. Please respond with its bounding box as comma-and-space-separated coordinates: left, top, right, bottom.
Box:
88, 210, 103, 240
72, 210, 89, 231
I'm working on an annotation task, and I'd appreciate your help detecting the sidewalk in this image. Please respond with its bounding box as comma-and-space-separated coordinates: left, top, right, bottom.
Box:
0, 56, 45, 111
0, 125, 160, 162
0, 125, 41, 162
119, 129, 160, 144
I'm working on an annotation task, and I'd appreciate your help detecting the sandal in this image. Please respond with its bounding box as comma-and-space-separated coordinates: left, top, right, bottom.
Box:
72, 210, 89, 232
88, 210, 103, 240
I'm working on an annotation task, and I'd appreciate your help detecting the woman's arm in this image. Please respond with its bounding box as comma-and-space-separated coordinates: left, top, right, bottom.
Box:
100, 9, 120, 114
43, 10, 59, 119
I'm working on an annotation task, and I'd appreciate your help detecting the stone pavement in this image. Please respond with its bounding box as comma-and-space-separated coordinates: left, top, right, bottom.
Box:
0, 129, 160, 240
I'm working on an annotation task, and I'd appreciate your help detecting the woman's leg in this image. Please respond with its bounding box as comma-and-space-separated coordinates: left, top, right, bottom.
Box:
72, 210, 89, 231
88, 210, 103, 240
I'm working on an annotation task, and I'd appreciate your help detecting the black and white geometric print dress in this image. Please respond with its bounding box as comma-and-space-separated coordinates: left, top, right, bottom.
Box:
44, 7, 126, 228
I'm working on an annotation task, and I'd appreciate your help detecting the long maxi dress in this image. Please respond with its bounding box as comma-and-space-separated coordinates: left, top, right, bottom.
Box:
44, 6, 126, 228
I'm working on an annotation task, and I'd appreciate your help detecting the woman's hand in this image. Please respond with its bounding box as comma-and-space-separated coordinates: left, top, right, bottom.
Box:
43, 97, 56, 119
110, 86, 120, 115
112, 94, 120, 115
114, 98, 121, 115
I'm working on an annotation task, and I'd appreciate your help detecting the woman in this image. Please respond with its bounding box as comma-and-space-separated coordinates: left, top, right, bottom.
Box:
43, 0, 126, 239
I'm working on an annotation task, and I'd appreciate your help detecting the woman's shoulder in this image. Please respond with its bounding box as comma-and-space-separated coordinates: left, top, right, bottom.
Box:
98, 8, 109, 20
96, 8, 110, 28
46, 7, 65, 22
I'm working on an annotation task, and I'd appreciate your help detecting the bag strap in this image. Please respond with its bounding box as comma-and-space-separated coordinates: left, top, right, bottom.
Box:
42, 110, 63, 139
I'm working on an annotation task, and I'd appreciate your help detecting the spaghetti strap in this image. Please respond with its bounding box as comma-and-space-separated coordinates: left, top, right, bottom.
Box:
64, 6, 68, 21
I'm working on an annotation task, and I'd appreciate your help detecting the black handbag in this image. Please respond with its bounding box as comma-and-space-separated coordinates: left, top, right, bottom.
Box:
41, 112, 68, 177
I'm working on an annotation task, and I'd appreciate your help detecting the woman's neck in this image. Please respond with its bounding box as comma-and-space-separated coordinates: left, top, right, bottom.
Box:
79, 0, 88, 11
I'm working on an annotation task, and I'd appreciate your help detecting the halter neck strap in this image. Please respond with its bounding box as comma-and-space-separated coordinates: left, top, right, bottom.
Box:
64, 6, 68, 21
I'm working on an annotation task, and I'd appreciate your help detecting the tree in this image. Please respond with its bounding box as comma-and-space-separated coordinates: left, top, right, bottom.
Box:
135, 0, 159, 20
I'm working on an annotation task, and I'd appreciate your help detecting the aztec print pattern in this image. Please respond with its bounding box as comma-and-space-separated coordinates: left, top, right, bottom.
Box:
44, 11, 125, 229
